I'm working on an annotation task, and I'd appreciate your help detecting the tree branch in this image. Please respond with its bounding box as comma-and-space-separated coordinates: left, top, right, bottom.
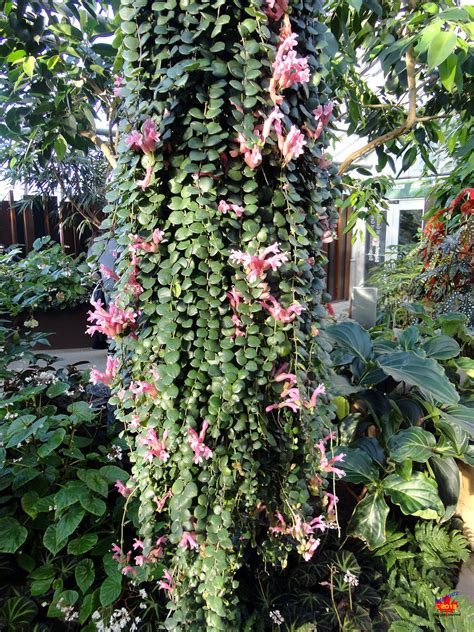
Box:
80, 130, 117, 168
337, 0, 419, 176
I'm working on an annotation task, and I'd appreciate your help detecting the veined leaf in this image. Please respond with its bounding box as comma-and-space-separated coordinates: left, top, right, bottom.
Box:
427, 30, 458, 69
383, 472, 443, 516
388, 427, 436, 463
348, 491, 389, 549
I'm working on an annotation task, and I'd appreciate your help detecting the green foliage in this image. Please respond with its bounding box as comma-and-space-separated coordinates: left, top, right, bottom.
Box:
327, 317, 473, 548
101, 0, 340, 628
0, 237, 93, 316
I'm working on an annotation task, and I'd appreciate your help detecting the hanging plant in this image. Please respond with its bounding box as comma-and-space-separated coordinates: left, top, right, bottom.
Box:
94, 0, 341, 628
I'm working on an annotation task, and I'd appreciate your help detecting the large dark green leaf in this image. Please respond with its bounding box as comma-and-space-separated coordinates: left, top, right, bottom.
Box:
383, 473, 443, 516
332, 447, 380, 484
348, 491, 389, 549
388, 427, 436, 463
0, 517, 28, 553
99, 575, 122, 607
421, 336, 460, 360
327, 321, 373, 362
430, 456, 460, 515
438, 406, 474, 438
377, 351, 459, 405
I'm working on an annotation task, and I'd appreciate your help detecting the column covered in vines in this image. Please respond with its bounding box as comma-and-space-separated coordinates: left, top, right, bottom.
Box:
94, 0, 340, 628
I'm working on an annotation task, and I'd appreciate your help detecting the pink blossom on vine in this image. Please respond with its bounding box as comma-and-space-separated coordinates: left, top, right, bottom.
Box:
274, 366, 297, 386
262, 106, 284, 141
227, 287, 244, 310
126, 119, 160, 154
133, 538, 144, 550
113, 75, 124, 97
100, 264, 119, 281
278, 125, 306, 165
299, 537, 320, 561
232, 132, 263, 170
142, 428, 170, 463
305, 102, 333, 140
270, 511, 288, 534
158, 570, 175, 594
137, 164, 154, 191
318, 156, 332, 170
188, 420, 212, 464
129, 229, 165, 257
90, 356, 119, 386
129, 415, 141, 431
266, 387, 302, 413
317, 438, 345, 478
153, 489, 173, 512
322, 230, 335, 244
115, 480, 133, 497
305, 383, 326, 409
86, 298, 138, 338
180, 531, 199, 550
264, 0, 288, 21
125, 269, 143, 297
270, 31, 310, 104
229, 242, 288, 283
218, 200, 245, 218
324, 492, 338, 517
148, 536, 167, 562
260, 295, 304, 323
130, 381, 158, 398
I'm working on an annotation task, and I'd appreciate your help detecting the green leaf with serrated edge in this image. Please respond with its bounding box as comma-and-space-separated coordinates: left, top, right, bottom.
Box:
348, 492, 389, 549
67, 534, 98, 555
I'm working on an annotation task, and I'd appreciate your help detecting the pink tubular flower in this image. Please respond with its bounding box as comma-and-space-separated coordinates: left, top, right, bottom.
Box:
90, 355, 119, 386
129, 414, 141, 431
325, 491, 338, 518
125, 118, 160, 154
266, 386, 302, 413
274, 365, 297, 386
137, 163, 154, 191
232, 132, 263, 170
133, 538, 144, 550
300, 537, 320, 561
126, 268, 143, 297
188, 420, 212, 464
129, 228, 166, 257
270, 511, 288, 534
270, 30, 310, 104
227, 287, 243, 310
180, 531, 199, 550
100, 264, 119, 281
142, 428, 170, 463
158, 569, 175, 594
130, 380, 158, 398
229, 242, 288, 283
317, 438, 345, 478
279, 125, 306, 165
86, 298, 138, 338
153, 489, 173, 512
113, 75, 124, 97
264, 0, 288, 21
322, 229, 335, 243
306, 102, 333, 140
262, 106, 284, 141
260, 294, 304, 323
218, 200, 245, 218
115, 480, 133, 497
305, 383, 326, 409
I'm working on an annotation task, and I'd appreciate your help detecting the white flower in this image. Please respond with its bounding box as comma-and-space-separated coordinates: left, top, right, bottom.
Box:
343, 570, 359, 587
269, 609, 285, 625
24, 318, 39, 328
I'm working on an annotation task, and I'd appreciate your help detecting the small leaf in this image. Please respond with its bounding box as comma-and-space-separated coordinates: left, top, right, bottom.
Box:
54, 135, 67, 162
23, 56, 35, 77
439, 53, 458, 92
421, 335, 460, 360
56, 505, 85, 542
0, 517, 28, 553
67, 533, 98, 555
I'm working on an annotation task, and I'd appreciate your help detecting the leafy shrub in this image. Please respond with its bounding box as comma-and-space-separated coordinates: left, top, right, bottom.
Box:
326, 316, 473, 548
0, 237, 93, 317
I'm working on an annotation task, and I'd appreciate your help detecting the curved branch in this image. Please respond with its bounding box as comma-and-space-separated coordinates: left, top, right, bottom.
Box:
80, 130, 117, 168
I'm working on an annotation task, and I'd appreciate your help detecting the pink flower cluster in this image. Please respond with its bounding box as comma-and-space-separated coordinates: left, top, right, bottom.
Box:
180, 531, 199, 550
270, 510, 327, 561
158, 569, 175, 595
130, 229, 166, 256
130, 380, 159, 398
266, 364, 326, 413
260, 294, 303, 324
264, 0, 288, 21
270, 30, 310, 105
188, 420, 212, 464
125, 119, 160, 154
277, 124, 307, 165
90, 356, 119, 386
305, 102, 333, 140
231, 132, 263, 169
229, 242, 288, 283
218, 200, 245, 218
142, 428, 170, 463
317, 432, 345, 478
86, 298, 138, 338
